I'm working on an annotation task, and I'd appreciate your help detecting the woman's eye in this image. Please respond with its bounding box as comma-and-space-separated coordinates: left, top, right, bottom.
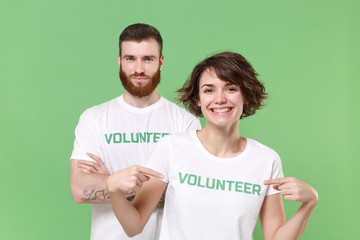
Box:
228, 87, 238, 92
204, 89, 213, 93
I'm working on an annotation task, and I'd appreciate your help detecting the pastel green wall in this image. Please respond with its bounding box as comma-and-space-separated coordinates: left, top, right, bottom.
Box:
1, 0, 358, 239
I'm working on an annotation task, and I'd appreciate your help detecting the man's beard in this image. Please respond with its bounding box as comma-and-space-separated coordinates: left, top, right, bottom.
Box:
119, 66, 161, 97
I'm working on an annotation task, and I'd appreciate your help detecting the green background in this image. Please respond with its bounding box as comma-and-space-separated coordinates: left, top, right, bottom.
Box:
1, 0, 358, 239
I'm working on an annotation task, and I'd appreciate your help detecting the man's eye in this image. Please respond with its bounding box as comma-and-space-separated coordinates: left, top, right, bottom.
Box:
126, 57, 134, 61
145, 58, 153, 62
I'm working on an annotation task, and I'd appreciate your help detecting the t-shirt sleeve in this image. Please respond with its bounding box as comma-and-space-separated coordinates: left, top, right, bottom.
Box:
146, 137, 172, 183
70, 108, 102, 162
182, 112, 202, 132
265, 151, 284, 196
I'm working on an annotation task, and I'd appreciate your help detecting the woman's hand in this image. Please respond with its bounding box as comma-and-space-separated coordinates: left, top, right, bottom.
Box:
106, 165, 164, 195
264, 177, 318, 205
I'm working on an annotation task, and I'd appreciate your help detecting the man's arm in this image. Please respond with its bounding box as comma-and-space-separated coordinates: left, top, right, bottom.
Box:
70, 159, 111, 204
69, 109, 120, 204
70, 153, 137, 204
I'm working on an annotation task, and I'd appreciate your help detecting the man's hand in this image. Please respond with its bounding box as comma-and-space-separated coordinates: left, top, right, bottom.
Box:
264, 177, 318, 205
106, 165, 164, 195
77, 153, 110, 175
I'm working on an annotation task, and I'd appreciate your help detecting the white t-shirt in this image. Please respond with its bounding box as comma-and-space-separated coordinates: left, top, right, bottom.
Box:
71, 95, 201, 240
148, 131, 283, 240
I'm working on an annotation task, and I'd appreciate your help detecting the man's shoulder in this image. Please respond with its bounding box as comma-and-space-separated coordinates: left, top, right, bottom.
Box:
80, 96, 121, 119
159, 96, 201, 130
161, 97, 194, 116
161, 96, 181, 107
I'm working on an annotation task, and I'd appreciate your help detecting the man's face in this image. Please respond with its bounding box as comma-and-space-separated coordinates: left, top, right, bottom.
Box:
119, 38, 164, 97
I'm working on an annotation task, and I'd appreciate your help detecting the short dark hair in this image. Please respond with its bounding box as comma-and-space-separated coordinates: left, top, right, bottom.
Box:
119, 23, 163, 56
177, 52, 267, 119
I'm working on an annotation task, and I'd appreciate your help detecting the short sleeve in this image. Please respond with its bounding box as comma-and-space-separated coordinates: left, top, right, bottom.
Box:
181, 109, 202, 132
146, 137, 172, 183
265, 151, 284, 196
185, 117, 202, 132
70, 108, 102, 162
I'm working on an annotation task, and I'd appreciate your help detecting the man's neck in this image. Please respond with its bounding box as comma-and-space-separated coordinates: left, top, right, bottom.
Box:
123, 90, 161, 108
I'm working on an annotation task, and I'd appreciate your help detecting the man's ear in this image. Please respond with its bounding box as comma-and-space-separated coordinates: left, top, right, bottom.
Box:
159, 55, 164, 70
118, 54, 121, 66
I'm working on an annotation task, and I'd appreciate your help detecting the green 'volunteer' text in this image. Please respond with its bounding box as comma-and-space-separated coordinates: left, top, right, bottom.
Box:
179, 172, 261, 195
105, 132, 169, 144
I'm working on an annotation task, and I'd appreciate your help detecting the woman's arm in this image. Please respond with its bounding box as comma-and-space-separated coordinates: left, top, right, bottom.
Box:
106, 165, 166, 237
260, 177, 318, 240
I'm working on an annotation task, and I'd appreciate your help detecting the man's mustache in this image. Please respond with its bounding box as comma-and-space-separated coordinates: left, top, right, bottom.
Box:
130, 73, 149, 78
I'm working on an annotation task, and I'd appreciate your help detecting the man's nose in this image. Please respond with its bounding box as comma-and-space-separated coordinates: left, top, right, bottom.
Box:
134, 60, 145, 74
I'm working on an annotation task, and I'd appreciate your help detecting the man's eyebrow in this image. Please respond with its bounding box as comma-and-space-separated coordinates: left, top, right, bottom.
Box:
122, 54, 134, 58
143, 55, 157, 59
122, 55, 158, 59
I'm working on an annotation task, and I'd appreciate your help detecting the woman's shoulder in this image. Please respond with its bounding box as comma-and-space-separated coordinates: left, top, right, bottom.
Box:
247, 138, 279, 158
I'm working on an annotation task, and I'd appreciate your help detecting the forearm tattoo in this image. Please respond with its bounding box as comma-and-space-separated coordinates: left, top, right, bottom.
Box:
82, 189, 110, 201
81, 189, 136, 202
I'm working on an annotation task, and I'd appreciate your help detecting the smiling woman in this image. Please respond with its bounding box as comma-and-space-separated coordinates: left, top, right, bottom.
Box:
196, 69, 245, 129
178, 52, 267, 119
106, 52, 318, 240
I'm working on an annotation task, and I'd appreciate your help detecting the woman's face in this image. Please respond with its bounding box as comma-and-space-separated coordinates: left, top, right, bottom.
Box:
197, 68, 245, 128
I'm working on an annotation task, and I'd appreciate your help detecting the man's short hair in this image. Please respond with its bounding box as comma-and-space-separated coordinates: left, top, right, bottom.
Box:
119, 23, 163, 56
177, 52, 267, 119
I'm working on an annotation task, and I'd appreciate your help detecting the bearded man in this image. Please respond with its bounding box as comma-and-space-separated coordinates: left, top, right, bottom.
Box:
70, 23, 201, 240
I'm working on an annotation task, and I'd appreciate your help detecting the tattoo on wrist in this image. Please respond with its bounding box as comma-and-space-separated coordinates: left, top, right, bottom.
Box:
82, 189, 110, 201
122, 192, 136, 202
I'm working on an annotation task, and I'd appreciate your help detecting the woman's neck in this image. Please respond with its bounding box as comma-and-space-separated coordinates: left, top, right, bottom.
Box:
197, 123, 247, 158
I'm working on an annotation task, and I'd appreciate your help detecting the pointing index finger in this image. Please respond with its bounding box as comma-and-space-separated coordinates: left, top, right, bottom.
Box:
264, 177, 292, 185
138, 166, 164, 179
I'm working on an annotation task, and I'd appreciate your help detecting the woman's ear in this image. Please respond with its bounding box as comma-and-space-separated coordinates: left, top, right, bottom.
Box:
196, 99, 200, 107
